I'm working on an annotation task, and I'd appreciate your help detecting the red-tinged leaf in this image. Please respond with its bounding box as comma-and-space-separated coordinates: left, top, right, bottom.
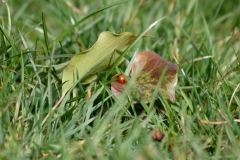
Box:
111, 51, 178, 103
131, 51, 178, 102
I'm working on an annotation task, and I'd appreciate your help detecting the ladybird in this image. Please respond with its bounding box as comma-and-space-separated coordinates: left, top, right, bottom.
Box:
115, 74, 127, 84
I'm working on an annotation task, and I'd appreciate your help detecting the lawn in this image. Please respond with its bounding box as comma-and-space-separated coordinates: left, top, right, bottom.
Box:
1, 0, 240, 159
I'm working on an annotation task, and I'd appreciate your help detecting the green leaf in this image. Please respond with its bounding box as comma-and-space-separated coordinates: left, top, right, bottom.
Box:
62, 31, 137, 95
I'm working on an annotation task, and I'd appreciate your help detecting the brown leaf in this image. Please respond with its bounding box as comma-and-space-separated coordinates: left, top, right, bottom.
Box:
111, 51, 178, 103
131, 51, 178, 102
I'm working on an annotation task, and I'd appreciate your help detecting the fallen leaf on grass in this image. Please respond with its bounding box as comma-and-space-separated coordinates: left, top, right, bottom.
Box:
111, 51, 178, 103
62, 32, 138, 95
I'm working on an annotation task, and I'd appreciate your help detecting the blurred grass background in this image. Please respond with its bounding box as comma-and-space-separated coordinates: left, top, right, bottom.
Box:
0, 0, 240, 159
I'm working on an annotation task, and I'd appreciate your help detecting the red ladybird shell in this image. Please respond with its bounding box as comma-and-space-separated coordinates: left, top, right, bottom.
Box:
116, 74, 127, 84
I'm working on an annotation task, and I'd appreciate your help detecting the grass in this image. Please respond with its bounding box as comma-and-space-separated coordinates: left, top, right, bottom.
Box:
1, 0, 240, 159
